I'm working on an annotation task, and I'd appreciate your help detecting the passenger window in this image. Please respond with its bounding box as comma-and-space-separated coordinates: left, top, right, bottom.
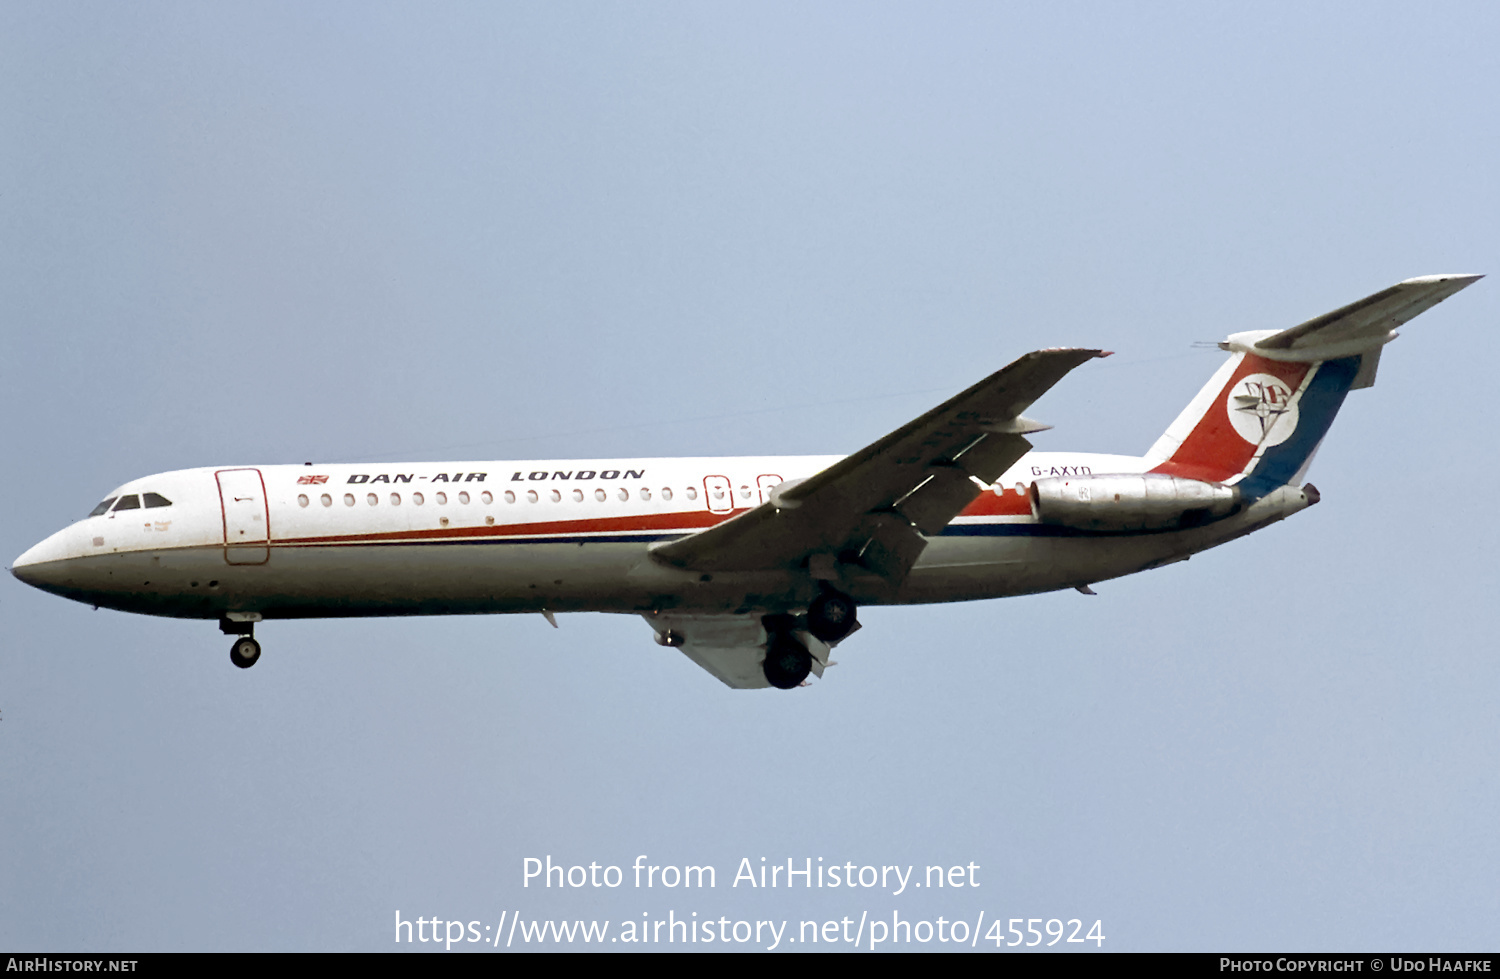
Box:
412, 492, 424, 506
618, 488, 629, 501
661, 488, 673, 502
504, 490, 515, 504
113, 495, 141, 511
436, 492, 448, 505
685, 487, 697, 501
640, 488, 651, 501
142, 492, 172, 508
572, 489, 584, 502
550, 490, 561, 503
526, 490, 538, 503
739, 486, 750, 499
297, 494, 310, 507
89, 498, 118, 517
595, 489, 606, 502
367, 493, 378, 506
390, 493, 401, 506
458, 491, 470, 505
344, 493, 355, 507
481, 491, 493, 505
321, 494, 333, 507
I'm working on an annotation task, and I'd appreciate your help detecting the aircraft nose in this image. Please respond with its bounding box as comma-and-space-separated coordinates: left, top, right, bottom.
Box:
11, 558, 33, 584
12, 529, 76, 590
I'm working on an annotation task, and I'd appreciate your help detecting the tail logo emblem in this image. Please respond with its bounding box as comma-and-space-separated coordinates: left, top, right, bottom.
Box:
1227, 374, 1299, 446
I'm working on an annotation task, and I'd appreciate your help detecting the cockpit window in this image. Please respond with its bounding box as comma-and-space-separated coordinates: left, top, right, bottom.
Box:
142, 492, 172, 508
88, 497, 118, 517
113, 495, 141, 511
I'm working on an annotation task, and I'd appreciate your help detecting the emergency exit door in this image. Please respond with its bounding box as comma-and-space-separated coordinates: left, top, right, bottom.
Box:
703, 475, 734, 515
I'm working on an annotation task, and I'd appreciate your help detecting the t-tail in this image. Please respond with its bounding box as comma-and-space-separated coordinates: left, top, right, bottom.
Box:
1144, 274, 1482, 500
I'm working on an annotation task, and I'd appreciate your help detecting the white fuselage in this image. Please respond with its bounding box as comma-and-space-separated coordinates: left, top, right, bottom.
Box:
13, 450, 1312, 622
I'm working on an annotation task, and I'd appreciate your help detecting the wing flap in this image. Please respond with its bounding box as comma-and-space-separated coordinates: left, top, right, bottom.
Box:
643, 613, 832, 689
851, 511, 929, 580
949, 426, 1041, 482
893, 466, 985, 536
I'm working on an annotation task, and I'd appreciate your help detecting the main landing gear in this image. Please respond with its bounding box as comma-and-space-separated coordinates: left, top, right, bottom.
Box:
762, 616, 812, 690
220, 617, 261, 669
761, 588, 859, 690
805, 589, 858, 643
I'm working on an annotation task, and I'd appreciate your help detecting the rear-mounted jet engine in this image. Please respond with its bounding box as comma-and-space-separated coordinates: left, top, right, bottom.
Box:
1030, 474, 1240, 533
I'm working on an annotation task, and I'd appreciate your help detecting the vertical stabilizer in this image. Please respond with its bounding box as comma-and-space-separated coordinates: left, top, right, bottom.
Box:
1145, 275, 1480, 492
1147, 351, 1347, 488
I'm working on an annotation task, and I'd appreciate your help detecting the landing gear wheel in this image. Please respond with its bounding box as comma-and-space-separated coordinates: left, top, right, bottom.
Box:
763, 634, 812, 690
230, 636, 261, 669
806, 590, 857, 643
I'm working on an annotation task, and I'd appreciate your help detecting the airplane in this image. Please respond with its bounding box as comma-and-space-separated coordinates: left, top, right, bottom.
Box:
10, 274, 1481, 689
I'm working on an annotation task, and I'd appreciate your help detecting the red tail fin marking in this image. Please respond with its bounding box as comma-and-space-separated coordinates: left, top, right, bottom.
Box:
1151, 354, 1310, 483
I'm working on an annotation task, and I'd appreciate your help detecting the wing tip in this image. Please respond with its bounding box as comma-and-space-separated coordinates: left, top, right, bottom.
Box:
1030, 347, 1111, 360
1399, 273, 1484, 287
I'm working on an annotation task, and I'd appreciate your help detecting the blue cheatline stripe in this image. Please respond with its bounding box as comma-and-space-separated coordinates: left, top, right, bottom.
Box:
275, 533, 689, 548
940, 523, 1114, 538
1240, 355, 1360, 499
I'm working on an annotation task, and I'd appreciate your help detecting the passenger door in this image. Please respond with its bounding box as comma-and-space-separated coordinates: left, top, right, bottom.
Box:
216, 468, 270, 565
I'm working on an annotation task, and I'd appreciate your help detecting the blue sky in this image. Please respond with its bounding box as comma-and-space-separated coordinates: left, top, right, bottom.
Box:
2, 2, 1496, 951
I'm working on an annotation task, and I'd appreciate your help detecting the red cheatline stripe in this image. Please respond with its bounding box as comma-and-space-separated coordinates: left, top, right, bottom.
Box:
959, 489, 1034, 517
275, 507, 743, 546
1150, 354, 1309, 483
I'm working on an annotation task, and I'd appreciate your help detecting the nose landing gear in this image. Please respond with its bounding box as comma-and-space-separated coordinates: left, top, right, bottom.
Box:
220, 616, 262, 669
229, 636, 261, 669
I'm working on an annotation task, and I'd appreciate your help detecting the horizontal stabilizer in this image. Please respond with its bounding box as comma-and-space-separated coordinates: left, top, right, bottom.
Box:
1221, 274, 1482, 363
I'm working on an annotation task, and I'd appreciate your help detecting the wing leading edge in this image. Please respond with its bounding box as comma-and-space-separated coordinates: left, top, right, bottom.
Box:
649, 347, 1107, 582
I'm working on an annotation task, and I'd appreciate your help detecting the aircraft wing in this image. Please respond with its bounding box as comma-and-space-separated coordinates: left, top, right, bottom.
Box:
649, 347, 1107, 581
642, 613, 835, 689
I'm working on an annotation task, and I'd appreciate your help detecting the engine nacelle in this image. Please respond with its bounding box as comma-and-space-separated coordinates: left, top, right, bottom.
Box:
1030, 474, 1240, 532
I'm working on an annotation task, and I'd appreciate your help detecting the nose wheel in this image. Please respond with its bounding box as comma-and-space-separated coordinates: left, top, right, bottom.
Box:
230, 636, 261, 669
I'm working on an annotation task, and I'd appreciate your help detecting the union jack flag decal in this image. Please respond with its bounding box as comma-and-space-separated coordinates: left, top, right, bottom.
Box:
297, 475, 329, 485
